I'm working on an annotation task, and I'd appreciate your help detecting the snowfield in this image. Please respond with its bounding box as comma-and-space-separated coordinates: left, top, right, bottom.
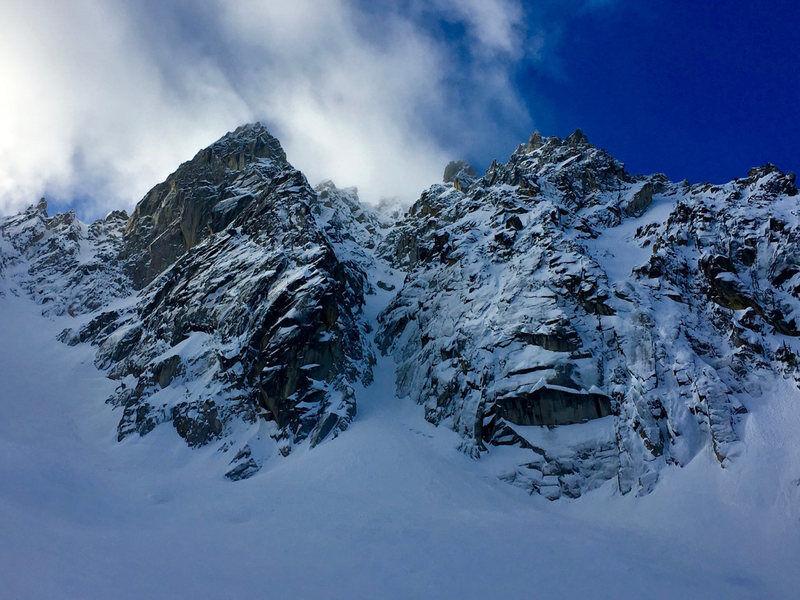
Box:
2, 289, 799, 599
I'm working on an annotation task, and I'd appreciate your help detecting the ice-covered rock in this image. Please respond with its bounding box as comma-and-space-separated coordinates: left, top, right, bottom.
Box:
2, 124, 798, 498
0, 198, 130, 316
377, 131, 800, 498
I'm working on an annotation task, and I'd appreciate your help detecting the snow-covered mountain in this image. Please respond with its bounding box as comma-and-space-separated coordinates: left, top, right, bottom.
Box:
0, 198, 130, 316
2, 123, 798, 495
2, 123, 799, 597
379, 130, 800, 499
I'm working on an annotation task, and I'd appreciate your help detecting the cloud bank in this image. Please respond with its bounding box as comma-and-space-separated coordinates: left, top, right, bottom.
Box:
0, 0, 561, 217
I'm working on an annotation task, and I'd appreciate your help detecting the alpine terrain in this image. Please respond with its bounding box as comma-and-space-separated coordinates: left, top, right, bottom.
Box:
2, 123, 799, 598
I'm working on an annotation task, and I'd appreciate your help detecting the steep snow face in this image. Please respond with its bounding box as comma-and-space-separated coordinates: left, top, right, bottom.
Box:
4, 291, 800, 600
0, 199, 131, 315
378, 131, 800, 499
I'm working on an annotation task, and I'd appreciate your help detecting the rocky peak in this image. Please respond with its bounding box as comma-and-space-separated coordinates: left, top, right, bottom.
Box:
443, 160, 476, 182
120, 123, 294, 288
527, 131, 544, 150
316, 179, 360, 210
195, 122, 288, 171
104, 209, 129, 222
50, 139, 377, 478
742, 163, 797, 196
378, 127, 800, 500
466, 130, 638, 227
565, 128, 589, 146
442, 160, 477, 193
525, 131, 623, 176
0, 197, 130, 316
3, 122, 799, 504
748, 163, 782, 179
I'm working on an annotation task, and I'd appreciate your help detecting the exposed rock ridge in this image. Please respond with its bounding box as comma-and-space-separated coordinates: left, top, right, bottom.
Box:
2, 125, 798, 499
120, 123, 289, 287
377, 130, 800, 499
55, 127, 378, 478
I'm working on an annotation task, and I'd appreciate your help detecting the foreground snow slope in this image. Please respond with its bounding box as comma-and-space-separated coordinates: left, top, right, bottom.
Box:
2, 290, 799, 599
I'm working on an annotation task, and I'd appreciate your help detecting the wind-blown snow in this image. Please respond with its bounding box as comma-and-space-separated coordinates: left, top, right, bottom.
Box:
2, 281, 799, 598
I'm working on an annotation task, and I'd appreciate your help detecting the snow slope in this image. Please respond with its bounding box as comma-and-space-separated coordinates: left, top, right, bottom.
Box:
2, 282, 799, 599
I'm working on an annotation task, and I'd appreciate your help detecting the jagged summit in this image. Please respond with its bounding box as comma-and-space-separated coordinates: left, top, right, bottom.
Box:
516, 128, 627, 175
378, 126, 800, 499
315, 178, 358, 199
442, 160, 477, 193
741, 163, 798, 196
442, 160, 476, 183
2, 124, 799, 502
523, 130, 797, 193
0, 194, 130, 316
197, 122, 288, 170
120, 122, 296, 287
565, 127, 589, 145
524, 128, 591, 151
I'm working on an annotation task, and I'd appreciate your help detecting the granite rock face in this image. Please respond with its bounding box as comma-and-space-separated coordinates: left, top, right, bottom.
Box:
56, 125, 376, 476
120, 123, 289, 288
377, 130, 800, 498
3, 124, 799, 497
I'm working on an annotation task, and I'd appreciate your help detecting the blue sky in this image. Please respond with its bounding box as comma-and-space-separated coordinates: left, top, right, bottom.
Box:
0, 1, 797, 218
506, 0, 800, 183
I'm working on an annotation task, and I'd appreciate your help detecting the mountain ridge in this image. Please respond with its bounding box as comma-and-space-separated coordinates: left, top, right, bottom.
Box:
1, 122, 798, 499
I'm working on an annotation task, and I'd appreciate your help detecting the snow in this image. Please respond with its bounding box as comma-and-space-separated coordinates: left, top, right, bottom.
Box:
582, 193, 675, 283
510, 414, 616, 453
2, 283, 799, 599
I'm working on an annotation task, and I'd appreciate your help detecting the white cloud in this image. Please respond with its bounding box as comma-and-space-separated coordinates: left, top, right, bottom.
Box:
431, 0, 524, 58
0, 0, 531, 218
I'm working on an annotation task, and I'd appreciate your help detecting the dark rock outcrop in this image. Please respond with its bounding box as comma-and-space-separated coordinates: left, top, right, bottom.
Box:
443, 160, 477, 192
496, 386, 612, 426
120, 123, 289, 288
